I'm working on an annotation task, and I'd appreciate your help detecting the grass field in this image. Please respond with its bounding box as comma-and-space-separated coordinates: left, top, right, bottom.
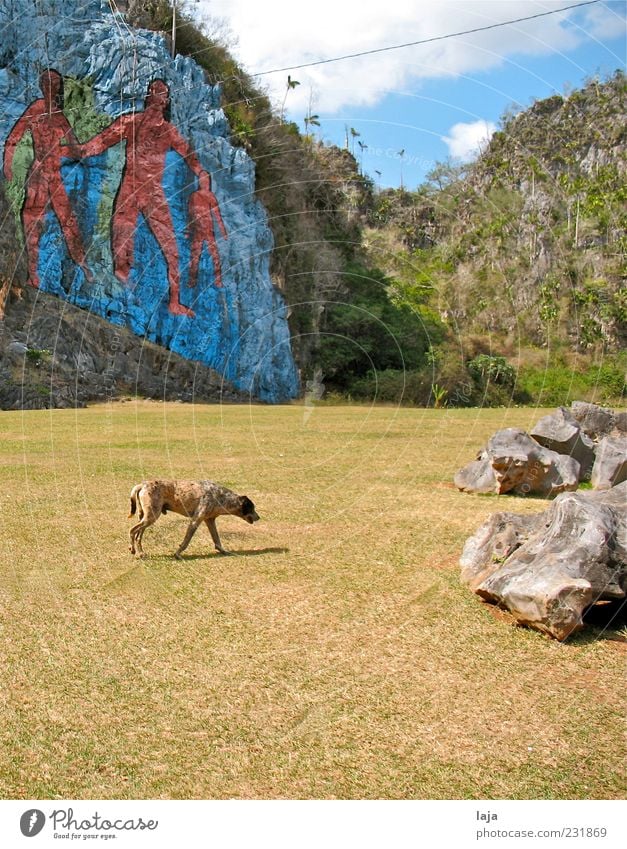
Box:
0, 401, 624, 800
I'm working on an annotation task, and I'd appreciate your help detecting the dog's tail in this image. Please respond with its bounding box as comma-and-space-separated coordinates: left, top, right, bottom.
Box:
128, 484, 144, 519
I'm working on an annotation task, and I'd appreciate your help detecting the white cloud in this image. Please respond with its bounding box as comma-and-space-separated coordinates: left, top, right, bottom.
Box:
442, 119, 496, 160
583, 3, 627, 40
196, 0, 594, 114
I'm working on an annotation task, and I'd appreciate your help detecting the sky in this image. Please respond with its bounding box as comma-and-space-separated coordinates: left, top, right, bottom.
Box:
192, 0, 626, 188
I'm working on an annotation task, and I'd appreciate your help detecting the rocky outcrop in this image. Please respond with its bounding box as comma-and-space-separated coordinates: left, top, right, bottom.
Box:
0, 0, 299, 403
454, 428, 580, 496
591, 436, 627, 490
0, 286, 248, 409
530, 406, 595, 480
460, 483, 627, 640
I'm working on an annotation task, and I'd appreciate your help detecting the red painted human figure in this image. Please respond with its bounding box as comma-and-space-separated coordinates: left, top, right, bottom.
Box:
79, 79, 203, 317
187, 171, 227, 289
3, 69, 92, 288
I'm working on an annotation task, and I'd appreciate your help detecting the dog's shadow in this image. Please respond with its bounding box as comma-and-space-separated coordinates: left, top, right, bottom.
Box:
176, 546, 289, 560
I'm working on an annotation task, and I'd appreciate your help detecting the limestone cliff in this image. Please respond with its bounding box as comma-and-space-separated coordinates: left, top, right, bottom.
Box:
0, 0, 299, 403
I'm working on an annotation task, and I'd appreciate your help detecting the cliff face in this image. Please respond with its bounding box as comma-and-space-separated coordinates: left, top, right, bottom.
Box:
0, 0, 299, 402
366, 72, 626, 354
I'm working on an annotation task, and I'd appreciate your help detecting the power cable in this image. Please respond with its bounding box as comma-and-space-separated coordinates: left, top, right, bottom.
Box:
249, 0, 602, 78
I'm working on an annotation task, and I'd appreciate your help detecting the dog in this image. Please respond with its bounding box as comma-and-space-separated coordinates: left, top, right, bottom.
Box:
128, 479, 259, 558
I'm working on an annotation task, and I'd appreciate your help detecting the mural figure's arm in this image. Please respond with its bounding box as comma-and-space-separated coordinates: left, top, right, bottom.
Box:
168, 126, 204, 178
209, 193, 228, 240
78, 114, 133, 157
3, 104, 38, 181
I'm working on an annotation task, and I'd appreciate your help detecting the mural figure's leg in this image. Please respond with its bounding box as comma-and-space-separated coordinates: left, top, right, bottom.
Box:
21, 178, 48, 288
111, 195, 138, 285
205, 231, 223, 287
49, 181, 94, 282
188, 232, 202, 289
145, 200, 195, 318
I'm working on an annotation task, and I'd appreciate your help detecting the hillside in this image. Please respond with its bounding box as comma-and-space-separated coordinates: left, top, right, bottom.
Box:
352, 72, 626, 405
366, 71, 626, 353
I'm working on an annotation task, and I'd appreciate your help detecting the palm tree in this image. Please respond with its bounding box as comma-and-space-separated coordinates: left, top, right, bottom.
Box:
357, 139, 368, 172
398, 149, 405, 191
281, 75, 300, 120
349, 127, 360, 155
304, 112, 320, 139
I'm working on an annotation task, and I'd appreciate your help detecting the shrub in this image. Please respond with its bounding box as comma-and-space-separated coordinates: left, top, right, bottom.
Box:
468, 354, 516, 388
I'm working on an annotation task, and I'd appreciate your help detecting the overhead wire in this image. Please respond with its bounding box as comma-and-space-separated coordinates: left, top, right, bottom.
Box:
232, 0, 603, 79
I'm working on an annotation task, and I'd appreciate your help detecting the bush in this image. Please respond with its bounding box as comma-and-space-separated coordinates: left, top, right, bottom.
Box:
517, 358, 626, 406
468, 354, 516, 387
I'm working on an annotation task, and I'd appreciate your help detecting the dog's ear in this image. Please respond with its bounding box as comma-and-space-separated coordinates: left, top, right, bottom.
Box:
240, 495, 255, 515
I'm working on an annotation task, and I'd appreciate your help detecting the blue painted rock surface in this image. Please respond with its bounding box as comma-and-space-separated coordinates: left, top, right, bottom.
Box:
0, 0, 299, 402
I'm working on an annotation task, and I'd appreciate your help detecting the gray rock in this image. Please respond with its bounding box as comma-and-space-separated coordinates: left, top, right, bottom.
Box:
530, 406, 595, 480
460, 483, 627, 640
570, 401, 615, 440
454, 428, 580, 496
591, 436, 627, 490
612, 412, 627, 435
6, 340, 28, 359
454, 458, 498, 494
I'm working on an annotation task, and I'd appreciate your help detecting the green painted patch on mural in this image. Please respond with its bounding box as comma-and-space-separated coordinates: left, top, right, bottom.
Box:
5, 135, 33, 245
63, 76, 111, 143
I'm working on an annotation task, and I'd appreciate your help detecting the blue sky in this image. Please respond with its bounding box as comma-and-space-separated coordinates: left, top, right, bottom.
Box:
331, 27, 626, 188
199, 1, 626, 188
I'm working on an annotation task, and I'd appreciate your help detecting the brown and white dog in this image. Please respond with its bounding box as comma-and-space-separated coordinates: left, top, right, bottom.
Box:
128, 479, 259, 558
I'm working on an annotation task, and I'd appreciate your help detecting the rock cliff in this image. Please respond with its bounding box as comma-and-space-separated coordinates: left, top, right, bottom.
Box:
0, 0, 299, 403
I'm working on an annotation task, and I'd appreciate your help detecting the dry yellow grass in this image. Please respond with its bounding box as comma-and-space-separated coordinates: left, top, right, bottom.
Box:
0, 401, 624, 799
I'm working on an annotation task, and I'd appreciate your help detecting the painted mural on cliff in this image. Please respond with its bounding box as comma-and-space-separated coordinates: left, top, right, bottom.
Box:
0, 0, 299, 402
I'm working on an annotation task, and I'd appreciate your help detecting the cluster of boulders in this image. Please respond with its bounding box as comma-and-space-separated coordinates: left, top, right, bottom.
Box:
458, 402, 626, 640
460, 483, 626, 640
455, 402, 627, 496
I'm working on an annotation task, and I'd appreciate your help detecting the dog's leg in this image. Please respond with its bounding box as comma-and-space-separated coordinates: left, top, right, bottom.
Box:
174, 517, 203, 559
205, 518, 229, 554
130, 521, 148, 557
130, 512, 158, 558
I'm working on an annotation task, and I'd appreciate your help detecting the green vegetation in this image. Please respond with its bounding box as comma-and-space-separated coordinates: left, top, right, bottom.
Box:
24, 347, 50, 366
516, 355, 626, 407
357, 71, 626, 406
0, 401, 624, 799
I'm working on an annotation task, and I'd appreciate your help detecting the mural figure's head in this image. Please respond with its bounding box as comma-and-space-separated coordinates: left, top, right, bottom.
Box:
39, 68, 64, 111
145, 79, 171, 120
199, 171, 211, 192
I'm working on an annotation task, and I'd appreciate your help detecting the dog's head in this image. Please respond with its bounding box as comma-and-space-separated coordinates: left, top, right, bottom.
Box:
238, 495, 260, 524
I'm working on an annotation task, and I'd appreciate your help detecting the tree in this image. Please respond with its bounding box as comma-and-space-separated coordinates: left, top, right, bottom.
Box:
349, 127, 360, 155
281, 75, 300, 120
398, 149, 405, 190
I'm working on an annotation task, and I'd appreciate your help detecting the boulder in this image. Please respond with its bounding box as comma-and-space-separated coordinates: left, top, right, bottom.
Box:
530, 406, 595, 480
570, 401, 615, 440
460, 483, 627, 640
5, 340, 28, 362
612, 412, 627, 435
454, 428, 580, 496
591, 436, 627, 490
